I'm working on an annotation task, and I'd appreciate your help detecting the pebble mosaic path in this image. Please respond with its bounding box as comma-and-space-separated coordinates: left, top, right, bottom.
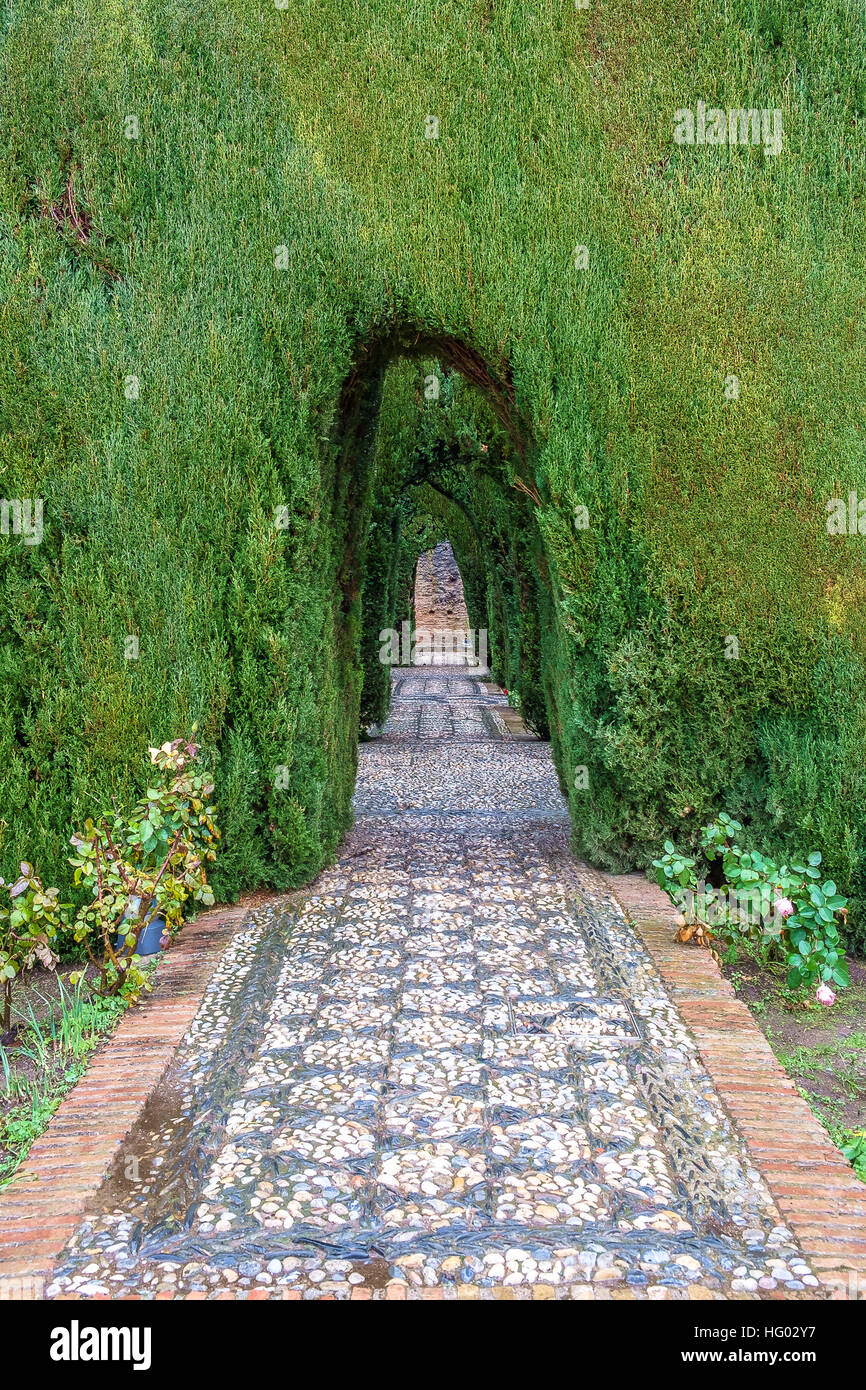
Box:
39, 664, 829, 1300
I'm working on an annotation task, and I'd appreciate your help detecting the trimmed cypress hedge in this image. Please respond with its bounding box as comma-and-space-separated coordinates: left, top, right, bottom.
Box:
1, 0, 864, 942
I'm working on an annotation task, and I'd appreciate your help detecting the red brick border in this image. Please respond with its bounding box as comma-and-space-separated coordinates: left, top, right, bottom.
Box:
605, 873, 866, 1298
0, 901, 256, 1296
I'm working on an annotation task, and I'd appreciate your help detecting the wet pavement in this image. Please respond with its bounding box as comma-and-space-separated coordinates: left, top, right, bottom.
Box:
46, 661, 821, 1298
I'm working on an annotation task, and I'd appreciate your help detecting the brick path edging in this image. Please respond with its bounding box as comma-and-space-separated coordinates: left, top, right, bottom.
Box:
0, 901, 255, 1296
604, 873, 866, 1300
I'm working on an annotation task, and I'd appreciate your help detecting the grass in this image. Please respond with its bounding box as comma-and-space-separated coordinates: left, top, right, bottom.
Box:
0, 970, 126, 1187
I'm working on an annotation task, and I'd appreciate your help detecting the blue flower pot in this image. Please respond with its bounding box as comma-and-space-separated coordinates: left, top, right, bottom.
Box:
115, 905, 166, 957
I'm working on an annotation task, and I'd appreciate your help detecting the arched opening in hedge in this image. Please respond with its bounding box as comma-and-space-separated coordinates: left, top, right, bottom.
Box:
326, 324, 561, 776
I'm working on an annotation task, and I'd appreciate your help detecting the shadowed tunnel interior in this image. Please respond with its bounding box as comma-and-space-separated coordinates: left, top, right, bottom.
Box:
331, 332, 554, 745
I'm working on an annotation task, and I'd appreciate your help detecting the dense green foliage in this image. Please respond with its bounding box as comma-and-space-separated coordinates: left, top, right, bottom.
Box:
1, 1, 864, 940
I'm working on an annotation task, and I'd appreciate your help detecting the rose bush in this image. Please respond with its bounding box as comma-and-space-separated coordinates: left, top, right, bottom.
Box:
0, 736, 220, 1017
653, 812, 849, 1000
66, 735, 219, 1002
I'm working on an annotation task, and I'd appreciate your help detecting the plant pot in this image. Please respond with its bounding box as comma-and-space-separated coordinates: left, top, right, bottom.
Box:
115, 902, 166, 957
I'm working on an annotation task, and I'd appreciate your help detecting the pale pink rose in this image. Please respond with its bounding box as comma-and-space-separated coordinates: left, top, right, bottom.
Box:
774, 896, 794, 919
816, 983, 836, 1006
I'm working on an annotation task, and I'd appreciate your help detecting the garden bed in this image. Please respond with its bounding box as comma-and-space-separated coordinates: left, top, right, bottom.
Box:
722, 947, 866, 1182
0, 961, 127, 1187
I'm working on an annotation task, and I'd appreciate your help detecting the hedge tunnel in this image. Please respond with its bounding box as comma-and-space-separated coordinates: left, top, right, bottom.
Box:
1, 0, 864, 944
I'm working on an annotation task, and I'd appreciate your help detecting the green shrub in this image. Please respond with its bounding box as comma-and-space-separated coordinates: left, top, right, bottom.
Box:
653, 813, 850, 997
66, 735, 218, 1001
0, 0, 863, 941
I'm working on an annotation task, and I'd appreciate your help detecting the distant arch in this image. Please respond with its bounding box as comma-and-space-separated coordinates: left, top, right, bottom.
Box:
327, 319, 557, 751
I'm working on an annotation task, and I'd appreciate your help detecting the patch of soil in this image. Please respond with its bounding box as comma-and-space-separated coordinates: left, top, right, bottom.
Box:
2, 960, 102, 1041
0, 960, 118, 1183
722, 948, 866, 1135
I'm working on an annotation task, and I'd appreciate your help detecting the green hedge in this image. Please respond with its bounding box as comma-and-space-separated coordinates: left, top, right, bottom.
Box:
1, 0, 864, 943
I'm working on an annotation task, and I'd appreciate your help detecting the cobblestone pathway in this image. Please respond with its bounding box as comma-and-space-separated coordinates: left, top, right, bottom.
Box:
47, 667, 822, 1299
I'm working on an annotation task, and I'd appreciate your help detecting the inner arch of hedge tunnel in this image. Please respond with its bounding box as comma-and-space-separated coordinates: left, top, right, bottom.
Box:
328, 324, 562, 779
